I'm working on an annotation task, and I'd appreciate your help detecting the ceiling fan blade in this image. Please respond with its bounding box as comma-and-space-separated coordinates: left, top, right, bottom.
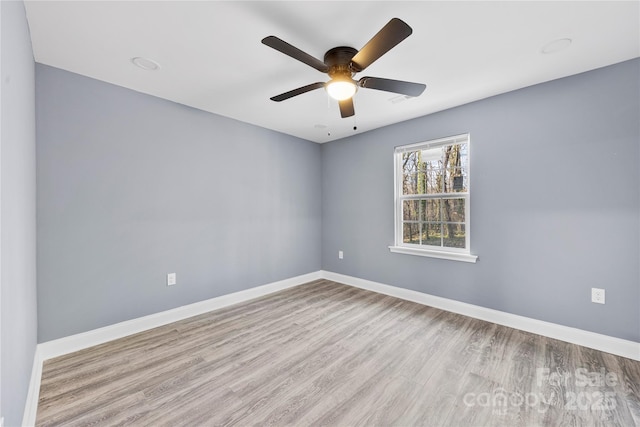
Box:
339, 98, 355, 118
262, 36, 329, 73
270, 82, 326, 102
358, 76, 426, 97
350, 18, 412, 72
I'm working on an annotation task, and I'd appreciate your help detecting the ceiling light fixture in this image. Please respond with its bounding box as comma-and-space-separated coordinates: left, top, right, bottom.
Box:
131, 56, 160, 71
325, 75, 357, 101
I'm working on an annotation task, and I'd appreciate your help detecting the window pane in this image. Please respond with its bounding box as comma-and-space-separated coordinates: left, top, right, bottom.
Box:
443, 224, 466, 249
402, 151, 420, 174
403, 200, 419, 221
417, 172, 427, 194
425, 162, 443, 194
403, 172, 429, 195
445, 166, 468, 193
403, 150, 428, 195
403, 199, 441, 222
402, 172, 418, 195
403, 223, 420, 244
443, 198, 465, 223
425, 199, 440, 222
443, 143, 469, 193
421, 223, 442, 247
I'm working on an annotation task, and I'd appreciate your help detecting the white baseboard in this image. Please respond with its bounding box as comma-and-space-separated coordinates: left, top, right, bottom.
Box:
37, 271, 321, 361
321, 270, 640, 362
23, 269, 639, 426
22, 270, 321, 426
22, 346, 42, 427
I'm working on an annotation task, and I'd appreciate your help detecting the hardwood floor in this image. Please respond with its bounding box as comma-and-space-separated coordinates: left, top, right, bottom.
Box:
36, 280, 640, 426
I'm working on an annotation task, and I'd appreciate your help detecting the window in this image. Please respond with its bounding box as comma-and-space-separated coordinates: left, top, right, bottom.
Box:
389, 134, 477, 263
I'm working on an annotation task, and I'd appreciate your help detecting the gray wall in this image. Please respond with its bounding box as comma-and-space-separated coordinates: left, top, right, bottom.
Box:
33, 50, 640, 347
321, 59, 640, 342
1, 1, 38, 425
36, 65, 321, 342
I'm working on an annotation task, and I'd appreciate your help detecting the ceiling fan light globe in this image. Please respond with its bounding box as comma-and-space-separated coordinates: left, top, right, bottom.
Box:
326, 80, 357, 101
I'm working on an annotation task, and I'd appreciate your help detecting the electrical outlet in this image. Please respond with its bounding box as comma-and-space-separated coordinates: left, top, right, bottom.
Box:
167, 273, 177, 286
338, 250, 344, 260
591, 288, 605, 304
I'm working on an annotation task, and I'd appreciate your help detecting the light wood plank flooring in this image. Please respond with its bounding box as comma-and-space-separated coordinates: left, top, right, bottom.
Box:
37, 280, 640, 426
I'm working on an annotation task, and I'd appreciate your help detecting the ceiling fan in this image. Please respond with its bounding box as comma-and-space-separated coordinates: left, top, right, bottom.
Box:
262, 18, 426, 118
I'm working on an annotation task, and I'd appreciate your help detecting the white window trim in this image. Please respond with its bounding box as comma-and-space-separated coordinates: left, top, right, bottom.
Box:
388, 245, 478, 262
390, 133, 478, 263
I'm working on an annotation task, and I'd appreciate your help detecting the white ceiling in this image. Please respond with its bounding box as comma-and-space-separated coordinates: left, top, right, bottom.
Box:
24, 1, 639, 143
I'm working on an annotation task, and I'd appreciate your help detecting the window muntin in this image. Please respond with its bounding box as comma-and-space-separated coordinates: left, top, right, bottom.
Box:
394, 134, 471, 254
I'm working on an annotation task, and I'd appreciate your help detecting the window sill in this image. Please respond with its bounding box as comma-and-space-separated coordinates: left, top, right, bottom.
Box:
388, 246, 478, 263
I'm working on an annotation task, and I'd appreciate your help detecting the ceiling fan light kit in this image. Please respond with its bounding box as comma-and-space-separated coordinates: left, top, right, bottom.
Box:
262, 18, 426, 118
324, 47, 358, 101
326, 78, 357, 101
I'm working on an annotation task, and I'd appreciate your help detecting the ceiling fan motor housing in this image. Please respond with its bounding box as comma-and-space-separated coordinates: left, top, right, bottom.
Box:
324, 47, 359, 77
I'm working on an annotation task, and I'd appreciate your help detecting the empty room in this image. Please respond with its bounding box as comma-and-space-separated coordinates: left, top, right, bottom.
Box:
2, 1, 639, 426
